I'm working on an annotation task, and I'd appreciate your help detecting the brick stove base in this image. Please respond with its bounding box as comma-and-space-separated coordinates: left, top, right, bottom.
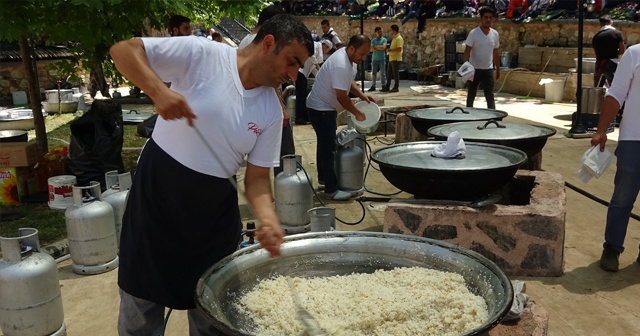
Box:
383, 170, 566, 276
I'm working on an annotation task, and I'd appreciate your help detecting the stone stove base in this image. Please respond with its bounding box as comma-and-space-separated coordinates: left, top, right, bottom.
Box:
383, 170, 566, 277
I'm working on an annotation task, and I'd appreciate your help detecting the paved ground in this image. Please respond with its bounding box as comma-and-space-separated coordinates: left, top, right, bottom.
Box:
5, 80, 640, 336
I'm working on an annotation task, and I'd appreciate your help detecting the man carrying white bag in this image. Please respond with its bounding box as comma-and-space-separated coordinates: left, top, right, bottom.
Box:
590, 44, 640, 272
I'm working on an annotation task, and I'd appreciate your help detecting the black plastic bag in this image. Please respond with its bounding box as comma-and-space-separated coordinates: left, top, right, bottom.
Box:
66, 99, 124, 190
136, 114, 158, 138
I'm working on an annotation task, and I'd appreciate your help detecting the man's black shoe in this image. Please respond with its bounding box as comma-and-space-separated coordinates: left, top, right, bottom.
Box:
368, 87, 376, 92
380, 87, 389, 92
600, 248, 620, 272
295, 120, 309, 125
389, 88, 399, 93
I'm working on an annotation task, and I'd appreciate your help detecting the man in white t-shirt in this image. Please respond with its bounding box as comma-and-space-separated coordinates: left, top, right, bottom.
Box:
463, 7, 501, 109
591, 44, 640, 272
307, 35, 375, 201
238, 4, 296, 178
110, 14, 313, 335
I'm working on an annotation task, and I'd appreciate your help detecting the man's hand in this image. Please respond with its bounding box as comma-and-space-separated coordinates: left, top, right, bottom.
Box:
153, 89, 196, 126
591, 132, 608, 152
495, 68, 501, 80
256, 222, 285, 257
363, 95, 376, 103
354, 110, 366, 121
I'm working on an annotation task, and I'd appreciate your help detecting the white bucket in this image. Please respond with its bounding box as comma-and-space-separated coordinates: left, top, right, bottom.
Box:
544, 80, 565, 103
351, 101, 381, 134
45, 89, 74, 103
48, 175, 76, 210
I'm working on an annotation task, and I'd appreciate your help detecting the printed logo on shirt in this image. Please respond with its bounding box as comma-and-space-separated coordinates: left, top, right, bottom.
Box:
247, 122, 262, 136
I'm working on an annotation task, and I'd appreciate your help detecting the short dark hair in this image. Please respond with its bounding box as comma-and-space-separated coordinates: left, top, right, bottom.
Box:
169, 15, 190, 32
257, 4, 284, 28
211, 32, 222, 41
348, 35, 371, 50
390, 24, 399, 32
599, 15, 612, 25
375, 27, 382, 32
479, 7, 496, 17
254, 14, 314, 57
321, 19, 330, 26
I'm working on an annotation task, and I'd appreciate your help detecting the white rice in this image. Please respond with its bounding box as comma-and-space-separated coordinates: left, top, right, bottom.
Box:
234, 267, 489, 336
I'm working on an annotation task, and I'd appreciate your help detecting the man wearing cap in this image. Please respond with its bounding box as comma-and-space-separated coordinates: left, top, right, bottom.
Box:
592, 14, 625, 88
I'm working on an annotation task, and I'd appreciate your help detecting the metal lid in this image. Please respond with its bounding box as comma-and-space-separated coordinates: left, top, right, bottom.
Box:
122, 109, 155, 124
406, 106, 508, 122
428, 120, 557, 141
371, 141, 526, 171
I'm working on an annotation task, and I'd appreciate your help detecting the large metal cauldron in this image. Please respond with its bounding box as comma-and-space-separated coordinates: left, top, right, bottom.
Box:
371, 141, 527, 200
406, 106, 508, 136
428, 120, 557, 159
196, 232, 513, 336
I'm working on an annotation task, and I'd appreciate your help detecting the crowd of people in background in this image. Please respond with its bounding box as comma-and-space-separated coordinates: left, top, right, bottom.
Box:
269, 0, 639, 23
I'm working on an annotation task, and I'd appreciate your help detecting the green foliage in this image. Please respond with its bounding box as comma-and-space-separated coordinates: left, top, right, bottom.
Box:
0, 0, 274, 83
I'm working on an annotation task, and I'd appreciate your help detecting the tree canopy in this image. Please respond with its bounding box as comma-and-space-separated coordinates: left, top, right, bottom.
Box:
0, 0, 271, 150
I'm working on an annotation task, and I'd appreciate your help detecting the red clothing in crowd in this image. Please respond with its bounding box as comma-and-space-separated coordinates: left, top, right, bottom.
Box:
507, 0, 529, 18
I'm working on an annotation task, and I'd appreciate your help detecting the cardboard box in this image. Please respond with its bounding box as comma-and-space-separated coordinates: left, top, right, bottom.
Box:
0, 167, 38, 205
0, 142, 42, 167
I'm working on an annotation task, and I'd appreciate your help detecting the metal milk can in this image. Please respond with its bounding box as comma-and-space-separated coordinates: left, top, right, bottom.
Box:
101, 170, 132, 248
274, 155, 313, 234
0, 228, 66, 336
65, 181, 119, 275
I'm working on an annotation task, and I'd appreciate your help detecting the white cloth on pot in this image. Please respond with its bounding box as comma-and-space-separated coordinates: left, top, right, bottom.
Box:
431, 131, 466, 159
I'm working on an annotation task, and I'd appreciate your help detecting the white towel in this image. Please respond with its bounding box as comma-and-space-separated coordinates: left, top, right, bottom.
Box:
431, 131, 466, 159
503, 280, 529, 322
336, 126, 360, 146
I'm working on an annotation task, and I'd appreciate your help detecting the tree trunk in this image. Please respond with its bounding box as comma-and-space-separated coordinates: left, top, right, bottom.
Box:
19, 35, 48, 153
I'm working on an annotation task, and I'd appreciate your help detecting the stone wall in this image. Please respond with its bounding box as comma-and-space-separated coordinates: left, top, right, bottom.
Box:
299, 16, 640, 70
0, 60, 78, 106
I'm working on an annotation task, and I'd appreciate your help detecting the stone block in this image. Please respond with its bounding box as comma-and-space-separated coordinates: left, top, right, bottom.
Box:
394, 113, 428, 144
383, 170, 566, 277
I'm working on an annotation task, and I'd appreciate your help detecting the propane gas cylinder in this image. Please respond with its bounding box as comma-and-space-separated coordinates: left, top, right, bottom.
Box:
274, 155, 313, 234
337, 139, 364, 194
65, 181, 119, 275
0, 228, 66, 336
102, 170, 132, 248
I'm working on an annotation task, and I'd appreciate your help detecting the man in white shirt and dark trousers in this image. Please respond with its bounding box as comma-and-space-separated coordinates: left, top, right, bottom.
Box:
307, 35, 375, 201
591, 44, 640, 272
295, 41, 323, 125
111, 15, 314, 335
463, 7, 501, 109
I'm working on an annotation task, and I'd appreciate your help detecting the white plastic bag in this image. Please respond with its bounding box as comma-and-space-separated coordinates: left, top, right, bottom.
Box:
576, 146, 614, 183
458, 61, 475, 82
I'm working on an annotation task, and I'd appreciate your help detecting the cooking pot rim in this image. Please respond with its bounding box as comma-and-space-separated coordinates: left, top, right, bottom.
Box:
195, 231, 514, 336
427, 121, 557, 141
371, 141, 528, 171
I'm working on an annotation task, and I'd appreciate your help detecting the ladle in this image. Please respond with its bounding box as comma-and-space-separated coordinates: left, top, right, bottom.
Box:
286, 277, 327, 336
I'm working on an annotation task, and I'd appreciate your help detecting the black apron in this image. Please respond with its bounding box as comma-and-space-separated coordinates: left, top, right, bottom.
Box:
118, 138, 241, 309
